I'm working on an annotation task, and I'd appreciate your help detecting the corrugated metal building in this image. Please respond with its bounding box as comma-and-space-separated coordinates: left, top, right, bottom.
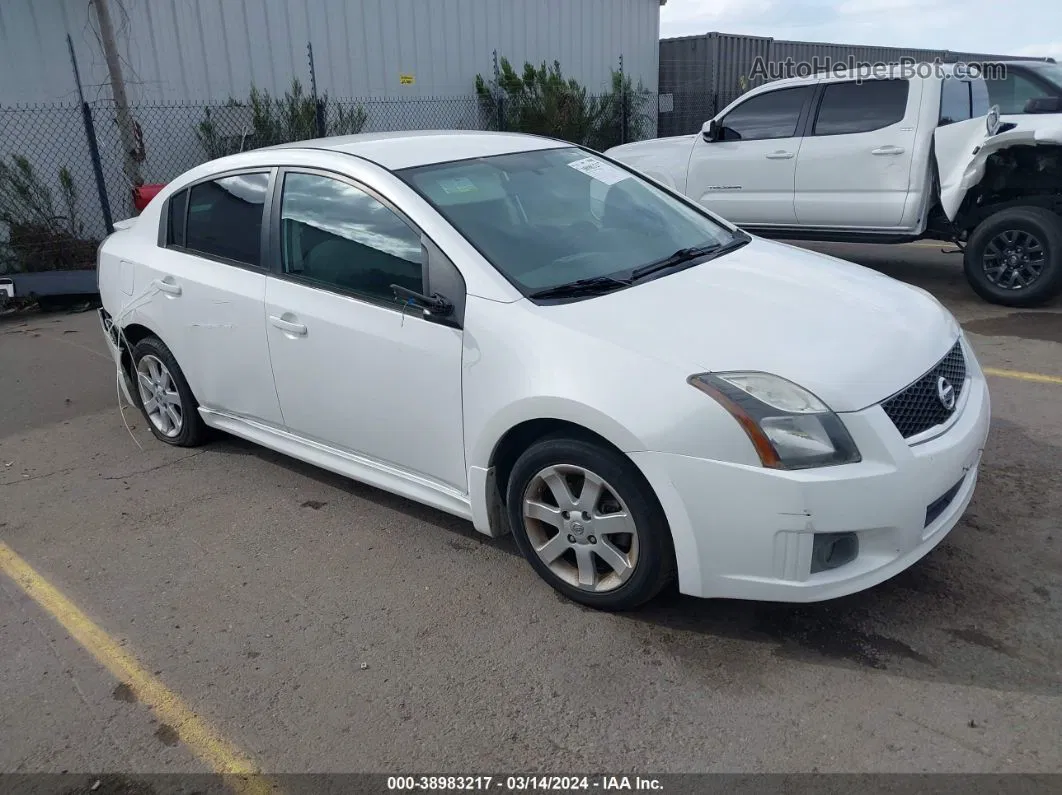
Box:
0, 0, 664, 262
658, 32, 1040, 136
0, 0, 663, 105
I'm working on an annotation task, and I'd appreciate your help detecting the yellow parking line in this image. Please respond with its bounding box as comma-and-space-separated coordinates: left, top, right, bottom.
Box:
984, 367, 1062, 385
0, 541, 275, 794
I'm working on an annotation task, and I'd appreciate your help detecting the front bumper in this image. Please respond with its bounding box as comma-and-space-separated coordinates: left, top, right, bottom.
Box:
631, 358, 991, 602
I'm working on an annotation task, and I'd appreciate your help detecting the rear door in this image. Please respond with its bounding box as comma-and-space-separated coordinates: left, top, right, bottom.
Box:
794, 78, 920, 228
140, 170, 284, 426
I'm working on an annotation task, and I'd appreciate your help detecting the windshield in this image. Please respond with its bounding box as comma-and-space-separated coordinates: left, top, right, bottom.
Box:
396, 147, 736, 293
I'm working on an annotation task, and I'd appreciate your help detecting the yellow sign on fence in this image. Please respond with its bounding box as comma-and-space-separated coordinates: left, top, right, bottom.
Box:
400, 73, 415, 85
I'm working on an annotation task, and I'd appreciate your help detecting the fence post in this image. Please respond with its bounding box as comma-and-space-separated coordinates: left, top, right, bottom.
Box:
82, 104, 113, 234
308, 41, 326, 137
492, 49, 505, 132
619, 54, 629, 144
67, 34, 113, 234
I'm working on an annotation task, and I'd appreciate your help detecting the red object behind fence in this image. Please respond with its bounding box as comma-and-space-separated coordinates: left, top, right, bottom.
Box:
132, 184, 165, 214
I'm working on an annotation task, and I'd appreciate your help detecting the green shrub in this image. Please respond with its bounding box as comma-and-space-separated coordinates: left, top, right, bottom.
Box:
475, 57, 652, 149
0, 155, 99, 273
196, 78, 368, 159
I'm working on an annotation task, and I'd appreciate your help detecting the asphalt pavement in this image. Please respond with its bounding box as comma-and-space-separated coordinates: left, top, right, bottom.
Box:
1, 243, 1060, 783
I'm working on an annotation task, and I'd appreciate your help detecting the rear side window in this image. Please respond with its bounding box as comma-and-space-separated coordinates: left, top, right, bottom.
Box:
184, 172, 270, 266
813, 79, 909, 135
166, 189, 188, 246
719, 86, 813, 141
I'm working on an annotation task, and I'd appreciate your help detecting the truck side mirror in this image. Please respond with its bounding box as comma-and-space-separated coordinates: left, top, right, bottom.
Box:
702, 119, 720, 142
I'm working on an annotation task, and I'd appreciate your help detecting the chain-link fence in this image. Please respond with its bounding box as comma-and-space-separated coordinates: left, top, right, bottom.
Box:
1, 90, 718, 277
0, 103, 107, 274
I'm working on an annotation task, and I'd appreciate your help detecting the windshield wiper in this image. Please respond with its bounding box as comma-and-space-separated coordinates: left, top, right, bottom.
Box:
527, 275, 632, 300
630, 231, 752, 282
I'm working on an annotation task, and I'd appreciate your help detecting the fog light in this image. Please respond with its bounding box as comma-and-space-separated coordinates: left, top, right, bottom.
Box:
810, 532, 859, 573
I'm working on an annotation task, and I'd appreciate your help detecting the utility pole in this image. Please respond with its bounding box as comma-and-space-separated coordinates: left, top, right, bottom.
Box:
91, 0, 142, 203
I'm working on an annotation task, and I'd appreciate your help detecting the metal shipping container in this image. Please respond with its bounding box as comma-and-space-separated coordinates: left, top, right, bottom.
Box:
658, 31, 1048, 137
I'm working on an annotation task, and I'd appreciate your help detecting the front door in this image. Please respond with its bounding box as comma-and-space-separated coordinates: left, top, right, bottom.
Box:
685, 85, 815, 225
263, 170, 467, 491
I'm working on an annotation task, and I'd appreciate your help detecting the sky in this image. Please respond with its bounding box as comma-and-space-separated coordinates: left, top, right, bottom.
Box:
659, 0, 1061, 61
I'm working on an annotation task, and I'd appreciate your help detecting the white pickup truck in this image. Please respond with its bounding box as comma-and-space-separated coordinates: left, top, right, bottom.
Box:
607, 62, 1062, 306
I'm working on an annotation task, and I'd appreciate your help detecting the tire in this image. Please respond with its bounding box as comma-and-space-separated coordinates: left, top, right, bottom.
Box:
963, 206, 1062, 307
129, 336, 208, 447
505, 435, 676, 611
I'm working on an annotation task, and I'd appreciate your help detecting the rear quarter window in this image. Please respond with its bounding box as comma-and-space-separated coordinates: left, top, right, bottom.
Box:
166, 189, 188, 247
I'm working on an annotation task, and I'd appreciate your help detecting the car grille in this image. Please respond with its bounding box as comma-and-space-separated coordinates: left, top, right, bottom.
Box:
880, 340, 967, 439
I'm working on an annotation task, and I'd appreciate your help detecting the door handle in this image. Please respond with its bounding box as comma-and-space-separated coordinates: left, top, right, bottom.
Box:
152, 279, 182, 296
269, 315, 307, 336
765, 150, 795, 159
872, 146, 905, 155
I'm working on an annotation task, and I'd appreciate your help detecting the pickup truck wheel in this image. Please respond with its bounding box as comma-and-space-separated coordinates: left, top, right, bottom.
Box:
964, 206, 1062, 307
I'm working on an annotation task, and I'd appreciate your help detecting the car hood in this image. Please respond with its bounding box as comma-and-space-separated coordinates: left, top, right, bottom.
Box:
535, 238, 960, 413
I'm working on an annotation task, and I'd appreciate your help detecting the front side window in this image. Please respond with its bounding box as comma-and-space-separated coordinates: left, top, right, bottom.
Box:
279, 172, 423, 302
398, 147, 736, 294
718, 86, 812, 141
813, 79, 909, 135
184, 172, 270, 266
985, 69, 1058, 114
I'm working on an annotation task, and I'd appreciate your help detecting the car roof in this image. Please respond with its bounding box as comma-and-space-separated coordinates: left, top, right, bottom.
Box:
267, 130, 571, 170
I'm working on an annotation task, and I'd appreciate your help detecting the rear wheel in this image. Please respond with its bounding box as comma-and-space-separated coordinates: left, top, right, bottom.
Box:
964, 206, 1062, 306
506, 436, 675, 611
130, 336, 208, 447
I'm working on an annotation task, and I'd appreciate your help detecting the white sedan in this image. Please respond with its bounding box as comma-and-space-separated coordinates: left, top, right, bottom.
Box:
96, 131, 990, 610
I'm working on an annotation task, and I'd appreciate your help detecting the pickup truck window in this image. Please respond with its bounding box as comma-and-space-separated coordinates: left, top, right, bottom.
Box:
940, 79, 973, 125
813, 79, 909, 136
717, 86, 812, 141
985, 70, 1057, 115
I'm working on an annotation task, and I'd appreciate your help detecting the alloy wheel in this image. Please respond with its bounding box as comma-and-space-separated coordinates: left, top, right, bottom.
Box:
983, 229, 1046, 290
521, 464, 639, 593
135, 354, 183, 438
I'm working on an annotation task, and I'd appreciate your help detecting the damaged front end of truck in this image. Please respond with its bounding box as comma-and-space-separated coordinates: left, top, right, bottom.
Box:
931, 106, 1062, 305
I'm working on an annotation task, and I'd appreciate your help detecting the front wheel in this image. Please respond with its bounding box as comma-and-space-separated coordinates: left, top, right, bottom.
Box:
963, 206, 1062, 307
506, 436, 676, 611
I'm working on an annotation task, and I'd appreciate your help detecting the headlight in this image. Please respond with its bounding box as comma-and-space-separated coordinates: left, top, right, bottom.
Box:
688, 372, 861, 469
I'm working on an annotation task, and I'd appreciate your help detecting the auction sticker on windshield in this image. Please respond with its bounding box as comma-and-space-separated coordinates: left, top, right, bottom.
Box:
567, 156, 630, 185
439, 177, 478, 194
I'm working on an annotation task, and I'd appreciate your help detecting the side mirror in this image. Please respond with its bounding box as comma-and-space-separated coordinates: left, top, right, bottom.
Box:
1023, 96, 1062, 114
702, 119, 720, 142
391, 284, 454, 317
